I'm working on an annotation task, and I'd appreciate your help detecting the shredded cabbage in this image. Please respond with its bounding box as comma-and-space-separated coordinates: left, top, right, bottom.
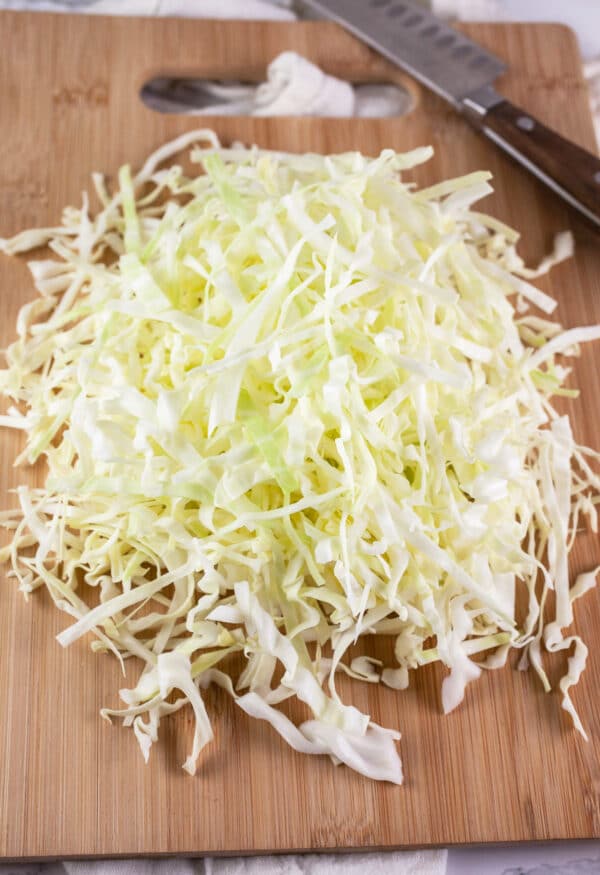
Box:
1, 129, 600, 784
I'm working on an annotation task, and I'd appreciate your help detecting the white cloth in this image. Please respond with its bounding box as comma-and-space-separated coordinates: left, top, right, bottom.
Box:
143, 51, 355, 116
251, 51, 354, 115
142, 51, 411, 117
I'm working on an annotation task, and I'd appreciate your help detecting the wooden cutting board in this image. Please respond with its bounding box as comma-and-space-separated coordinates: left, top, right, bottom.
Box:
1, 11, 599, 861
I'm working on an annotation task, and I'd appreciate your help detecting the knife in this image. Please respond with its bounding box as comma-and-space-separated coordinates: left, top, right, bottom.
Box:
299, 0, 600, 229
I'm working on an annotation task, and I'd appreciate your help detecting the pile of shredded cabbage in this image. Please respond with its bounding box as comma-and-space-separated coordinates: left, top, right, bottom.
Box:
1, 129, 600, 784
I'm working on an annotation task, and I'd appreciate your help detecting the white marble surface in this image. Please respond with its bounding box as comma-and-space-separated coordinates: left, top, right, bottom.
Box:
448, 841, 600, 874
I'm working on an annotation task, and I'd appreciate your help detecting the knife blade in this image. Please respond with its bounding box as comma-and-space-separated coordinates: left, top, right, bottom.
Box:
299, 0, 600, 229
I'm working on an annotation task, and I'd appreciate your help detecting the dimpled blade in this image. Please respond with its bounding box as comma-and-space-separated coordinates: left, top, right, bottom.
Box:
300, 0, 506, 106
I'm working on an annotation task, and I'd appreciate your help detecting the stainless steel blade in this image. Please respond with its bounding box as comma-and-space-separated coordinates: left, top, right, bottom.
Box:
298, 0, 506, 108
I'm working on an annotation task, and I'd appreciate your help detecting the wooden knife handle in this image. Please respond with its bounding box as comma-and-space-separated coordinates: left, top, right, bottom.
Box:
471, 99, 600, 229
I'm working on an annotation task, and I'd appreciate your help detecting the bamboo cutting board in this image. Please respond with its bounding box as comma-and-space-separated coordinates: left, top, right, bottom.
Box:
1, 11, 599, 861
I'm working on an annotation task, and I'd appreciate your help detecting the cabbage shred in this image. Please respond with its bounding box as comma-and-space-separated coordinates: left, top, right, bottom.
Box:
1, 130, 599, 783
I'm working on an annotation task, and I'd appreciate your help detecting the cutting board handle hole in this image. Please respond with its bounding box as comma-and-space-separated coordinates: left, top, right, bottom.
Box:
139, 75, 414, 118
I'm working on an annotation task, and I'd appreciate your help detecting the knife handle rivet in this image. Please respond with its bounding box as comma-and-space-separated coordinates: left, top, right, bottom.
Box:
516, 116, 535, 132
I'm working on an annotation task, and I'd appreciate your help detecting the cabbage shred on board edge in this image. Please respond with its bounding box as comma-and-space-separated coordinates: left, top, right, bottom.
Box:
0, 129, 599, 784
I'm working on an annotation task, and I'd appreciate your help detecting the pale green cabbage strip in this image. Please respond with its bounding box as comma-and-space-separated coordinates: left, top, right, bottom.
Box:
1, 129, 600, 784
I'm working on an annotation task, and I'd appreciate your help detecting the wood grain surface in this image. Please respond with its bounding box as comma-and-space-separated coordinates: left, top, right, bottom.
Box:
0, 11, 599, 861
